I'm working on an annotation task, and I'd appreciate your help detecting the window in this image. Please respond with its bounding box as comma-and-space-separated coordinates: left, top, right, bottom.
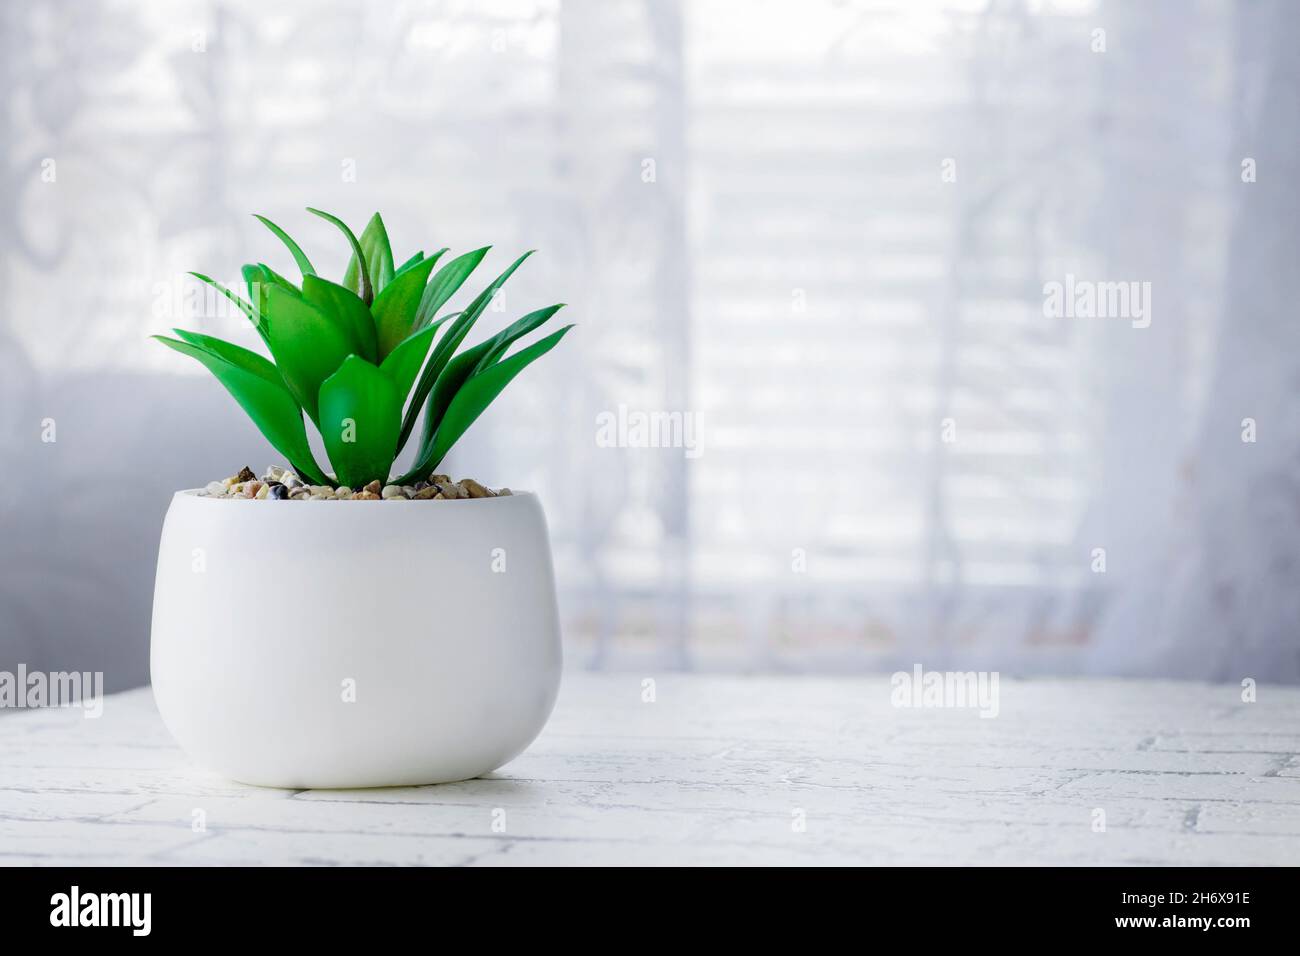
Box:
3, 0, 1290, 685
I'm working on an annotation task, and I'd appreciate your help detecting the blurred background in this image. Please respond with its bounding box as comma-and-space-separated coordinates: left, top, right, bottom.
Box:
1, 0, 1296, 692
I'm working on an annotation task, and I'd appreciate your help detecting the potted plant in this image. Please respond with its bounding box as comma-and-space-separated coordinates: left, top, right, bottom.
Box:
150, 209, 572, 788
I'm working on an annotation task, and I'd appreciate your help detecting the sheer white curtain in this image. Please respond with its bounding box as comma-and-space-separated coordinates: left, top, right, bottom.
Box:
1, 0, 1296, 689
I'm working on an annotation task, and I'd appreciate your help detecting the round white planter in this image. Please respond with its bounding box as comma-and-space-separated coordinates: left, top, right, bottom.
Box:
150, 489, 562, 788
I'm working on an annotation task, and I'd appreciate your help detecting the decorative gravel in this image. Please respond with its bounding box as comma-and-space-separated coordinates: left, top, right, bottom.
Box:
201, 466, 511, 501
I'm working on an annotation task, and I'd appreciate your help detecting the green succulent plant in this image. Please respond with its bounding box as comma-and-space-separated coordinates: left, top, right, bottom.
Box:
154, 209, 572, 489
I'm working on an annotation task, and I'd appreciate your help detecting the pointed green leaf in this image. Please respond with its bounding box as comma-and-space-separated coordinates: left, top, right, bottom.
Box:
343, 212, 393, 299
414, 247, 489, 328
473, 304, 564, 376
188, 272, 256, 325
428, 252, 532, 369
262, 285, 354, 424
257, 262, 299, 294
302, 275, 377, 363
405, 251, 533, 459
371, 254, 440, 360
379, 323, 439, 407
318, 356, 402, 488
153, 335, 328, 485
421, 304, 564, 449
170, 329, 280, 384
243, 262, 299, 322
388, 312, 454, 441
395, 251, 423, 274
307, 208, 372, 305
253, 214, 316, 278
188, 272, 267, 346
242, 264, 270, 323
397, 247, 447, 277
478, 339, 511, 371
398, 324, 573, 483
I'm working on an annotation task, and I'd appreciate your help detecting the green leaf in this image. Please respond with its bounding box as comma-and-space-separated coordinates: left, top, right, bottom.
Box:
242, 262, 300, 323
421, 304, 564, 449
307, 208, 372, 306
398, 324, 573, 483
474, 304, 564, 375
370, 254, 440, 360
253, 214, 316, 278
188, 272, 267, 346
396, 247, 447, 277
188, 272, 256, 325
343, 213, 394, 299
257, 262, 300, 294
414, 246, 489, 328
262, 285, 354, 424
242, 264, 270, 322
405, 251, 533, 459
478, 339, 510, 371
429, 252, 532, 368
390, 312, 455, 432
379, 323, 439, 407
153, 334, 328, 485
170, 329, 280, 383
318, 356, 402, 488
302, 275, 377, 363
395, 251, 424, 274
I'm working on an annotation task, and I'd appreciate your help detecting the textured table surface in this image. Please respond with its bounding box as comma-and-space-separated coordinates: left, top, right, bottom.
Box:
2, 674, 1298, 866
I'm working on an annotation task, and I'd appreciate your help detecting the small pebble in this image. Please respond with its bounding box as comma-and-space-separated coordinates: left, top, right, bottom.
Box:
434, 480, 462, 499
412, 485, 440, 500
244, 481, 264, 498
334, 486, 353, 499
460, 478, 491, 498
363, 480, 382, 496
309, 493, 332, 501
354, 490, 381, 500
308, 485, 332, 497
204, 481, 226, 497
497, 488, 512, 496
289, 488, 310, 500
235, 466, 256, 483
429, 474, 451, 485
382, 485, 408, 499
269, 483, 289, 500
263, 465, 285, 482
254, 483, 271, 500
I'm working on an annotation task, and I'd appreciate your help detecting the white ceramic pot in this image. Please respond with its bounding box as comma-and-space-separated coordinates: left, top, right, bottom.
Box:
150, 489, 562, 788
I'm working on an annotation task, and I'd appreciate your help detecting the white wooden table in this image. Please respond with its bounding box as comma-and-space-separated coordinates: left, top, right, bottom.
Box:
2, 674, 1297, 865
